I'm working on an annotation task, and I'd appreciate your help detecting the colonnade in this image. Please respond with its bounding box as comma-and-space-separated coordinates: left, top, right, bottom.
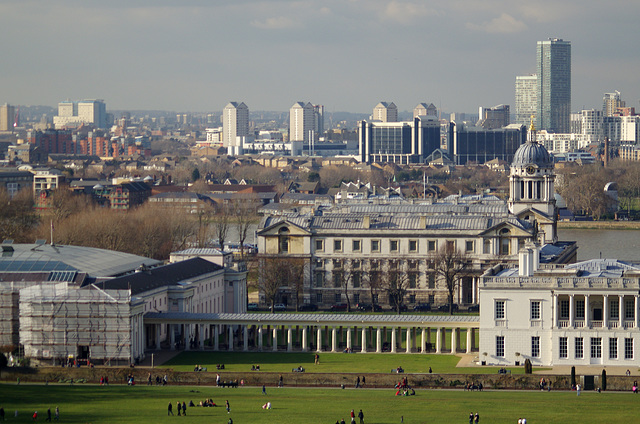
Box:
554, 293, 640, 329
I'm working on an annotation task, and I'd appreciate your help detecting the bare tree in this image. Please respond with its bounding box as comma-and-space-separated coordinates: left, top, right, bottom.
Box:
257, 256, 289, 313
232, 199, 260, 258
285, 257, 307, 312
433, 244, 469, 315
210, 205, 230, 249
385, 260, 410, 315
362, 260, 384, 306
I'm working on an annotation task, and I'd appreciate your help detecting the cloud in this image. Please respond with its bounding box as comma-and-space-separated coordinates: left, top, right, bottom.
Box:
378, 1, 438, 25
466, 13, 527, 33
251, 15, 300, 29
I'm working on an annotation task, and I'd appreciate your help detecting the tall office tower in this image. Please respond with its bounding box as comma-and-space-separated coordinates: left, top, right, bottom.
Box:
289, 102, 315, 142
0, 104, 15, 131
222, 102, 249, 148
603, 91, 625, 117
413, 103, 437, 118
515, 74, 537, 125
372, 102, 398, 122
313, 104, 324, 139
477, 105, 510, 129
536, 38, 571, 133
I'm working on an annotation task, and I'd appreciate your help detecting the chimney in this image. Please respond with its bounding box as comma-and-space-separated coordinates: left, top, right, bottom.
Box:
518, 247, 534, 277
363, 215, 370, 229
419, 216, 426, 229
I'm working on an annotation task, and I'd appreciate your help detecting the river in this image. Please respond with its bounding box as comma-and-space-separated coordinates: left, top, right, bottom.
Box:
558, 228, 640, 262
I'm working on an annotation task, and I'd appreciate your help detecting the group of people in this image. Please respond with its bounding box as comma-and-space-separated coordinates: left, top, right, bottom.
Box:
98, 376, 109, 385
394, 366, 405, 373
464, 382, 483, 391
538, 378, 550, 391
250, 365, 261, 371
26, 407, 59, 422
198, 399, 217, 407
291, 366, 305, 372
167, 401, 188, 416
632, 380, 638, 393
336, 409, 365, 424
146, 374, 168, 385
193, 365, 205, 372
468, 412, 480, 423
354, 376, 365, 388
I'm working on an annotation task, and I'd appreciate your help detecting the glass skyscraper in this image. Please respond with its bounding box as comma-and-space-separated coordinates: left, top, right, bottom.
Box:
536, 39, 571, 133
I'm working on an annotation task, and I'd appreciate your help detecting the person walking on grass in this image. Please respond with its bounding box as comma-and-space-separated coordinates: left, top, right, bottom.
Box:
262, 385, 266, 395
168, 402, 173, 416
358, 409, 364, 424
226, 400, 230, 414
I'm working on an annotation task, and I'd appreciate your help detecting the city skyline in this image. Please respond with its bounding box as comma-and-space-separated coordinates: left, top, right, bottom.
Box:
1, 1, 639, 113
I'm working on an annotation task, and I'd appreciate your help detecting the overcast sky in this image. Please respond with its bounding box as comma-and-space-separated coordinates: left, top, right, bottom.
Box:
2, 0, 639, 115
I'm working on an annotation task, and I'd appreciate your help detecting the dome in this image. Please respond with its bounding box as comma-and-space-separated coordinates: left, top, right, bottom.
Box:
512, 141, 554, 168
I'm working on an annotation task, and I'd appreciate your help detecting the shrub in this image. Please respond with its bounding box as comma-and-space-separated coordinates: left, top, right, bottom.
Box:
571, 366, 576, 387
601, 369, 607, 391
524, 359, 532, 374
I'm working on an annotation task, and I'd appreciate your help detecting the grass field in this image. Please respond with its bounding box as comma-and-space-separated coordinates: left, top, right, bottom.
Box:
161, 352, 538, 374
0, 383, 636, 424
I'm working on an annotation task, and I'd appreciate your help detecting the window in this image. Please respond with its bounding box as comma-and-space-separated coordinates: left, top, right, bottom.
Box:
352, 260, 361, 270
428, 273, 435, 289
590, 337, 602, 359
409, 273, 417, 289
278, 227, 290, 253
352, 272, 360, 288
315, 259, 324, 268
428, 240, 437, 252
560, 300, 569, 319
500, 237, 510, 255
390, 240, 399, 252
409, 240, 418, 252
334, 239, 343, 252
408, 260, 418, 270
352, 239, 361, 252
353, 293, 360, 304
409, 294, 416, 303
495, 300, 505, 320
610, 299, 619, 319
316, 293, 323, 303
609, 338, 618, 359
333, 259, 343, 269
428, 294, 435, 304
575, 300, 585, 320
371, 240, 380, 252
625, 300, 635, 320
559, 337, 568, 358
575, 337, 583, 359
625, 338, 634, 359
483, 239, 490, 254
315, 239, 324, 251
372, 294, 378, 304
334, 293, 341, 303
446, 240, 455, 251
496, 336, 505, 357
531, 301, 541, 320
370, 260, 379, 270
531, 336, 540, 358
465, 241, 474, 252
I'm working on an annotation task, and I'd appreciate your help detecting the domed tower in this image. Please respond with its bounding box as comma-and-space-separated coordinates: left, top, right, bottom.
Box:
508, 116, 557, 243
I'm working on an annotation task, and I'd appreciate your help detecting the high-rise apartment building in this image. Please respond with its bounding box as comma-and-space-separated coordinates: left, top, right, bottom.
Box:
413, 103, 437, 119
515, 75, 537, 126
222, 102, 249, 151
313, 104, 324, 139
0, 104, 15, 131
372, 102, 398, 122
603, 91, 625, 117
536, 38, 571, 133
53, 99, 107, 129
477, 105, 510, 129
289, 102, 315, 142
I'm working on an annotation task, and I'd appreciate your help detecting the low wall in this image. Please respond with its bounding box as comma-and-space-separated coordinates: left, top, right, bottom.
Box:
0, 367, 636, 392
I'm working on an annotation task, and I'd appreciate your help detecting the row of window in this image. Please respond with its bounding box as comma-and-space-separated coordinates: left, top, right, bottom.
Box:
315, 238, 475, 254
314, 293, 436, 305
495, 300, 542, 320
314, 271, 435, 289
496, 336, 634, 359
495, 299, 637, 321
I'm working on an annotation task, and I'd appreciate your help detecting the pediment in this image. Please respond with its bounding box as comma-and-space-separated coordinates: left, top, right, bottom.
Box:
258, 220, 311, 236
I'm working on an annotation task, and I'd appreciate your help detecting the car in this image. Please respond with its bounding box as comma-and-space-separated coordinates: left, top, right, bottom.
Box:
247, 302, 259, 311
467, 304, 480, 313
273, 303, 287, 312
298, 303, 318, 312
437, 303, 459, 313
356, 303, 383, 312
390, 304, 408, 312
413, 303, 431, 312
329, 303, 348, 312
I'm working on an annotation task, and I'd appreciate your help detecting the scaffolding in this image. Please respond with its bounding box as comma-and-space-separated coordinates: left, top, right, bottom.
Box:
0, 282, 34, 348
19, 283, 133, 364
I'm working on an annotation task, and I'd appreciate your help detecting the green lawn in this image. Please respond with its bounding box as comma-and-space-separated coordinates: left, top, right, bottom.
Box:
0, 384, 636, 424
161, 352, 537, 375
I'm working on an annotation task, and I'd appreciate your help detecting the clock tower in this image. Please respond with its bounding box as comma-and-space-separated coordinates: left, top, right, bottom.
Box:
508, 117, 557, 243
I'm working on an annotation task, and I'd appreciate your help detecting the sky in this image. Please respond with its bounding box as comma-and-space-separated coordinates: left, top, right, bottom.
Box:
1, 0, 639, 115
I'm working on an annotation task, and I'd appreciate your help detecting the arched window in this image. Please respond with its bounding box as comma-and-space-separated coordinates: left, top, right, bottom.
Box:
499, 228, 510, 255
278, 227, 290, 253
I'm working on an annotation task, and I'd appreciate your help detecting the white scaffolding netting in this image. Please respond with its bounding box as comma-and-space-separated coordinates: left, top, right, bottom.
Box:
19, 284, 132, 361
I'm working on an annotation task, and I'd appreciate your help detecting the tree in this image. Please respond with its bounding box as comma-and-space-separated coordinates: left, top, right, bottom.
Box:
0, 187, 38, 242
285, 257, 307, 312
257, 256, 290, 313
332, 259, 355, 312
385, 260, 410, 314
192, 167, 201, 182
362, 261, 384, 306
232, 199, 260, 259
210, 205, 230, 250
433, 244, 468, 315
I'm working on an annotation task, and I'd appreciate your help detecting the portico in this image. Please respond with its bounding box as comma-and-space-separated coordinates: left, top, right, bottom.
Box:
144, 312, 479, 355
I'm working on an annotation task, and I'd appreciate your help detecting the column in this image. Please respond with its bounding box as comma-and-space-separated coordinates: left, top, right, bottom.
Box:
420, 328, 426, 353
184, 325, 191, 351
243, 326, 249, 352
551, 294, 557, 329
302, 327, 308, 352
436, 328, 442, 354
272, 327, 278, 352
451, 328, 457, 354
376, 327, 382, 353
170, 324, 176, 350
258, 326, 263, 351
569, 295, 574, 328
287, 327, 293, 352
316, 327, 322, 352
331, 327, 337, 352
361, 327, 367, 353
199, 324, 204, 350
155, 324, 161, 350
214, 325, 219, 351
390, 327, 397, 353
228, 326, 234, 351
585, 294, 590, 327
635, 295, 639, 329
603, 295, 608, 328
471, 277, 477, 304
619, 295, 625, 328
406, 328, 412, 353
466, 328, 472, 354
346, 327, 352, 351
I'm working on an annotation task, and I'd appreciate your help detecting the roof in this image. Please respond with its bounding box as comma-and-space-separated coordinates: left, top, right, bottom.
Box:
512, 140, 553, 168
90, 257, 223, 295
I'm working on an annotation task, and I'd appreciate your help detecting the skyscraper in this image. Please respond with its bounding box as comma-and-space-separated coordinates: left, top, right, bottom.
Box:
372, 102, 398, 122
515, 74, 537, 126
536, 38, 571, 133
289, 102, 314, 142
0, 104, 15, 131
603, 91, 625, 117
223, 102, 249, 151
